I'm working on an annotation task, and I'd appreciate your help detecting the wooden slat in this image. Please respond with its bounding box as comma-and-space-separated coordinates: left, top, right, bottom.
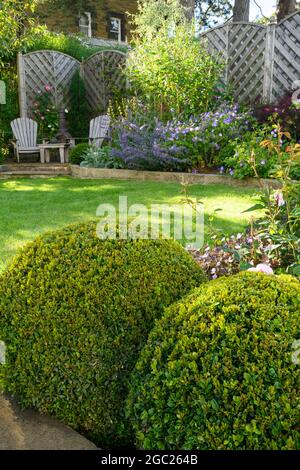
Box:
200, 12, 300, 103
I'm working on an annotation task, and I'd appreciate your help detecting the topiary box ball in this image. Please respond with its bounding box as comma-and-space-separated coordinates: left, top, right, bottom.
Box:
0, 221, 205, 447
127, 272, 300, 450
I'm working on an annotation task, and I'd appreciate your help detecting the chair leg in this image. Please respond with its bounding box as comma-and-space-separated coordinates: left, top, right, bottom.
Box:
40, 149, 45, 164
59, 147, 64, 164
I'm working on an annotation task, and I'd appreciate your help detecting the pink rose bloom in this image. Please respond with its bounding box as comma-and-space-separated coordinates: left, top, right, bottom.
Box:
248, 263, 274, 275
274, 191, 285, 207
44, 85, 52, 92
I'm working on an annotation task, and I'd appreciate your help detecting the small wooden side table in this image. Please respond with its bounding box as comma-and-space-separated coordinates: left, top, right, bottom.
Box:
38, 142, 70, 164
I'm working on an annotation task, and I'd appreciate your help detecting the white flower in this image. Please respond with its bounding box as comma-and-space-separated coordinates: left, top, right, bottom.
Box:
248, 263, 274, 275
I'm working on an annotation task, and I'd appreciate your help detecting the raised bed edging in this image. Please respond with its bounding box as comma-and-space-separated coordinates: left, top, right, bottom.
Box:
70, 165, 282, 189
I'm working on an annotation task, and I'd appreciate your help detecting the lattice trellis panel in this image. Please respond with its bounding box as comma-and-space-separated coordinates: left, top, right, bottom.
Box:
272, 12, 300, 101
82, 50, 127, 113
20, 51, 80, 117
228, 24, 266, 102
200, 12, 300, 103
202, 25, 229, 86
18, 50, 127, 118
202, 25, 228, 58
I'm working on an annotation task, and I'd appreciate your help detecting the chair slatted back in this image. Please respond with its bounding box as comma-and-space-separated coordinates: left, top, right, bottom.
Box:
89, 115, 110, 147
11, 118, 38, 148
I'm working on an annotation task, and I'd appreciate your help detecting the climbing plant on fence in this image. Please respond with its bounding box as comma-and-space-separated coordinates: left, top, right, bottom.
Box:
18, 49, 127, 118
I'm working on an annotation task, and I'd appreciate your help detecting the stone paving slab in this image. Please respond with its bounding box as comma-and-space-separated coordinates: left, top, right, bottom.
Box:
0, 394, 97, 450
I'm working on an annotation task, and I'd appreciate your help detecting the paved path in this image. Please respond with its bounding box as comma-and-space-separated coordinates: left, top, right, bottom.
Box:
0, 394, 97, 450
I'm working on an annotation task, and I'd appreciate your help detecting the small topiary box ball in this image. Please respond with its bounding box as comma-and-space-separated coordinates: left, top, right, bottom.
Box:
127, 272, 300, 450
0, 221, 205, 447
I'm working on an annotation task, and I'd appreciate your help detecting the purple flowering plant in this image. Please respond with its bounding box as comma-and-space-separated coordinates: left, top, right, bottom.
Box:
159, 104, 254, 169
111, 111, 191, 172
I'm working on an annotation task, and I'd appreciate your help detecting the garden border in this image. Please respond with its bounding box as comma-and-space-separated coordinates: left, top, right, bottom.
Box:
70, 165, 281, 189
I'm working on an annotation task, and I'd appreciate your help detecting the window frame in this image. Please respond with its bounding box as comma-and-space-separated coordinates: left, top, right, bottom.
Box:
79, 11, 92, 38
108, 16, 122, 42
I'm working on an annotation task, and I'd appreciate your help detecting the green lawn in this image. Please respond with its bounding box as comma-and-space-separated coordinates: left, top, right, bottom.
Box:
0, 177, 259, 271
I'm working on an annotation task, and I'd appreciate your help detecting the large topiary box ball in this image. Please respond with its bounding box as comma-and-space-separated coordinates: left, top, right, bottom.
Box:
127, 272, 300, 450
0, 222, 205, 447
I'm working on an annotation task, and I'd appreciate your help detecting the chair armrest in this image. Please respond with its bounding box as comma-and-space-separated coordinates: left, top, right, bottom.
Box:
10, 138, 18, 149
66, 138, 76, 148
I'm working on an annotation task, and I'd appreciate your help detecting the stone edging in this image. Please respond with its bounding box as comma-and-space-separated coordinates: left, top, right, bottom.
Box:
70, 165, 282, 189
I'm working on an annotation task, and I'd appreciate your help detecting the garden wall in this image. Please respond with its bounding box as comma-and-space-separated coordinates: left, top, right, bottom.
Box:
201, 11, 300, 103
70, 165, 281, 189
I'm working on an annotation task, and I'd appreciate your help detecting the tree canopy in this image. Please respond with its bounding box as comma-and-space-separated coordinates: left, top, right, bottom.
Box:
0, 0, 39, 65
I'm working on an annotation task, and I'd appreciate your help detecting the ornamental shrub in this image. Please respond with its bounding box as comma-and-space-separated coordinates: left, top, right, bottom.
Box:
111, 114, 191, 172
159, 104, 254, 168
126, 20, 223, 119
0, 221, 205, 447
127, 272, 300, 450
69, 143, 90, 165
81, 145, 124, 169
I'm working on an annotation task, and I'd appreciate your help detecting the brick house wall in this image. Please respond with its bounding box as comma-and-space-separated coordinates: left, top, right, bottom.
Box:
36, 0, 138, 41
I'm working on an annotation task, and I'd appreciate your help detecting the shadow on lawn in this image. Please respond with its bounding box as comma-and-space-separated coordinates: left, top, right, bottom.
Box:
0, 177, 257, 270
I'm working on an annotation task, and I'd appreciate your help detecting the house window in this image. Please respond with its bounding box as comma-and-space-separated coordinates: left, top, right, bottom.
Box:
79, 12, 92, 38
108, 16, 122, 41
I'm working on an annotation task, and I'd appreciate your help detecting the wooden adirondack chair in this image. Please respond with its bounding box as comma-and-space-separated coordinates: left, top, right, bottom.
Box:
89, 115, 110, 147
11, 118, 40, 162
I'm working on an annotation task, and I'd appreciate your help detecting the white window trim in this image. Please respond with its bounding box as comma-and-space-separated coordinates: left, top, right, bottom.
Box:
79, 11, 92, 38
109, 16, 122, 42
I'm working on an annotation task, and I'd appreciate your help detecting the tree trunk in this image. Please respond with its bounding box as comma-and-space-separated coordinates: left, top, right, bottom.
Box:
277, 0, 297, 22
233, 0, 250, 22
180, 0, 195, 20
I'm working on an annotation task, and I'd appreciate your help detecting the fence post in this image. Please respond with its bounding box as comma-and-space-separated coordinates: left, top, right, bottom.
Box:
224, 24, 230, 86
17, 53, 27, 117
263, 22, 276, 103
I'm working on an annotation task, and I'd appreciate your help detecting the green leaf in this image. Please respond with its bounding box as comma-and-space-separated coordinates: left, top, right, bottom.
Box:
242, 204, 265, 213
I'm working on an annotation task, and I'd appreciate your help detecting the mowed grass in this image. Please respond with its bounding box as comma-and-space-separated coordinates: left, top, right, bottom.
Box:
0, 177, 260, 271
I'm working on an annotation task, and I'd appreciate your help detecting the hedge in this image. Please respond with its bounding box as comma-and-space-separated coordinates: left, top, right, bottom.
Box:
0, 221, 205, 447
127, 272, 300, 450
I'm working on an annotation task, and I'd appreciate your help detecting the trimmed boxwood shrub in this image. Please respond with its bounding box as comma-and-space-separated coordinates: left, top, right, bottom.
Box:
0, 221, 205, 447
127, 272, 300, 450
69, 143, 90, 165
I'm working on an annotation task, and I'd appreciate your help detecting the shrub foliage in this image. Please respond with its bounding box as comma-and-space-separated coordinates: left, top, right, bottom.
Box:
127, 272, 300, 450
69, 143, 90, 165
0, 222, 205, 447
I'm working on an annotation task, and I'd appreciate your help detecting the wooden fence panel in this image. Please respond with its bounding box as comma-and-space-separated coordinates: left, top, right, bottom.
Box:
82, 50, 127, 113
19, 51, 80, 117
18, 50, 127, 118
201, 11, 300, 103
272, 12, 300, 100
228, 24, 266, 102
